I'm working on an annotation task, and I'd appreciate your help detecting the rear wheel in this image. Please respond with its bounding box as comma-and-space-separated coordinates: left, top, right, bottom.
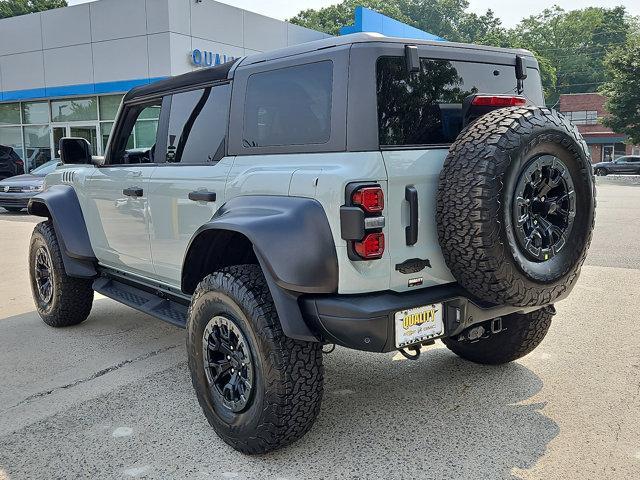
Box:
29, 221, 94, 327
186, 264, 324, 454
442, 307, 554, 365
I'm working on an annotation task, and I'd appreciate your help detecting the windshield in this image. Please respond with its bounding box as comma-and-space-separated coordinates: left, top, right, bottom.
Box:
31, 160, 61, 176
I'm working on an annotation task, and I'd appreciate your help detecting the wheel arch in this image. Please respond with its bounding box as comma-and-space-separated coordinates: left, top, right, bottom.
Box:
28, 185, 97, 278
181, 195, 339, 341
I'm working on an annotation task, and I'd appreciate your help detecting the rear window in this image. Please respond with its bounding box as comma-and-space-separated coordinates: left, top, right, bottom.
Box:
376, 56, 541, 146
243, 61, 333, 147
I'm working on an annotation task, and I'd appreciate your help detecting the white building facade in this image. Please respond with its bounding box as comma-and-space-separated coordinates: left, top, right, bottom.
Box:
0, 0, 329, 170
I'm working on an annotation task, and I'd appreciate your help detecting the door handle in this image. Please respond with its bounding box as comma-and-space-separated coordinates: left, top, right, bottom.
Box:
405, 185, 418, 246
188, 190, 217, 202
123, 187, 143, 197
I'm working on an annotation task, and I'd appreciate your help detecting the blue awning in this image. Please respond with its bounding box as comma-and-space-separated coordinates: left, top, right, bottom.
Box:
340, 6, 445, 41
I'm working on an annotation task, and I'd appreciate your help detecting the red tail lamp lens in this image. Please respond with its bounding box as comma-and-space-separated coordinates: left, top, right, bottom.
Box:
354, 233, 385, 259
352, 186, 384, 213
471, 95, 527, 107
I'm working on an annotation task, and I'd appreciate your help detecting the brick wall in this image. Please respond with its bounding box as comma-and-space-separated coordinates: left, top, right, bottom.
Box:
559, 92, 639, 163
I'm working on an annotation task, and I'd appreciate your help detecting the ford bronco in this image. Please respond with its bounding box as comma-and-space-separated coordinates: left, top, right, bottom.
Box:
27, 33, 595, 454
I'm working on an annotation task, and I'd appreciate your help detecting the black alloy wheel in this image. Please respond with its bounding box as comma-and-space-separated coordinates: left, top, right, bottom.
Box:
34, 246, 54, 305
512, 155, 576, 262
202, 315, 254, 413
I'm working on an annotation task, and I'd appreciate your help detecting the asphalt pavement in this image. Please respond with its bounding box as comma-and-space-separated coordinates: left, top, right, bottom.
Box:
0, 183, 638, 480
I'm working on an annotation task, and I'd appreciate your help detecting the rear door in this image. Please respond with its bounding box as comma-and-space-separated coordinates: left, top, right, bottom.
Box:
376, 55, 544, 291
147, 83, 233, 287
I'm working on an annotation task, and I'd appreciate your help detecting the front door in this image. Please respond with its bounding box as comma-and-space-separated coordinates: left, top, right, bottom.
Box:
82, 100, 162, 277
147, 85, 232, 287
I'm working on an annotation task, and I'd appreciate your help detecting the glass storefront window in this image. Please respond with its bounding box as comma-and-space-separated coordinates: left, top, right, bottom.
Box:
23, 125, 52, 171
0, 103, 21, 125
99, 95, 123, 121
51, 97, 98, 122
22, 101, 49, 124
134, 121, 158, 149
139, 105, 161, 120
100, 122, 113, 152
0, 126, 25, 176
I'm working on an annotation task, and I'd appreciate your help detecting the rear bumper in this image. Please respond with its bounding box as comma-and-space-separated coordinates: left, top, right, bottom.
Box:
301, 283, 545, 353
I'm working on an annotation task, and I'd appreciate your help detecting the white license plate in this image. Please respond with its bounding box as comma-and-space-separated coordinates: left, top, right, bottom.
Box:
395, 304, 444, 348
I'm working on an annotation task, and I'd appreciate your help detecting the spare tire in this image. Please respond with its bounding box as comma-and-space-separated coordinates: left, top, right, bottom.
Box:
436, 106, 595, 307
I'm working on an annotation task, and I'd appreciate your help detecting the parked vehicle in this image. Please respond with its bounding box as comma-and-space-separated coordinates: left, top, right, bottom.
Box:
0, 160, 60, 212
0, 145, 24, 181
26, 33, 596, 454
593, 155, 640, 175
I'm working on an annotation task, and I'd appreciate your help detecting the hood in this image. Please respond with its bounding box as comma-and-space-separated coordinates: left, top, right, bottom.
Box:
0, 173, 43, 186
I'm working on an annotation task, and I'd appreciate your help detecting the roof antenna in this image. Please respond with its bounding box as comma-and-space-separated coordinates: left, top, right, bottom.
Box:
515, 55, 528, 94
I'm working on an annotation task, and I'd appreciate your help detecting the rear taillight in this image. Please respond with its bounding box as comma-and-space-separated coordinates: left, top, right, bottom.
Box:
354, 232, 385, 260
352, 186, 384, 213
344, 185, 385, 260
471, 95, 527, 107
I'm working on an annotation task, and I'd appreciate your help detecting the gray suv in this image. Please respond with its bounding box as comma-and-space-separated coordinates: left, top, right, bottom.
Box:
27, 33, 596, 453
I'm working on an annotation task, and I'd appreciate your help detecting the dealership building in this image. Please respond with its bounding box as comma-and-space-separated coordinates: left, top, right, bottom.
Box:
0, 0, 441, 172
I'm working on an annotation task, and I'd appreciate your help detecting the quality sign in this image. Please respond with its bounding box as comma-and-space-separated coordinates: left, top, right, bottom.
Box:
191, 49, 236, 68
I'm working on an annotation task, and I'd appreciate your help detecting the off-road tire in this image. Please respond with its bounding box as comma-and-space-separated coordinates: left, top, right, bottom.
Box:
186, 264, 324, 454
29, 221, 94, 327
442, 307, 554, 365
4, 207, 24, 213
437, 106, 595, 307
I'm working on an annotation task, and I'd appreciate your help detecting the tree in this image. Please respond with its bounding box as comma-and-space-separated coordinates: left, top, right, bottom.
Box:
600, 36, 640, 145
510, 6, 632, 105
290, 1, 638, 106
0, 0, 67, 19
290, 0, 504, 43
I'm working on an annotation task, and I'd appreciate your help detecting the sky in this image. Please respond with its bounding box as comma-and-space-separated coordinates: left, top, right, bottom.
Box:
67, 0, 640, 27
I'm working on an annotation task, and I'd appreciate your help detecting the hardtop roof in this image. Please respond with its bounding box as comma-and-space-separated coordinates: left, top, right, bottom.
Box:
124, 33, 536, 102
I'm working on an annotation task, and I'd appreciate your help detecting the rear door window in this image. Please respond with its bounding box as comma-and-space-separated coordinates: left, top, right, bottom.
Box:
242, 61, 333, 147
376, 57, 542, 146
166, 84, 230, 164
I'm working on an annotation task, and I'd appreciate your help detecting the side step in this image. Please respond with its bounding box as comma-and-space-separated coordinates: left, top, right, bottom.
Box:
93, 277, 189, 328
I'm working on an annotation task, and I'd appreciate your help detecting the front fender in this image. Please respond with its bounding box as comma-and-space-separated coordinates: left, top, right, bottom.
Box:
28, 185, 97, 278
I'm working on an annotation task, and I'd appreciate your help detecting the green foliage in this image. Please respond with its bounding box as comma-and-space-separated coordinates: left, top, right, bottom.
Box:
290, 1, 638, 107
600, 36, 640, 144
510, 6, 631, 105
0, 0, 67, 19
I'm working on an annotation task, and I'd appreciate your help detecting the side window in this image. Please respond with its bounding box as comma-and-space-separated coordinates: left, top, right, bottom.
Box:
166, 84, 230, 164
243, 61, 333, 147
109, 101, 161, 164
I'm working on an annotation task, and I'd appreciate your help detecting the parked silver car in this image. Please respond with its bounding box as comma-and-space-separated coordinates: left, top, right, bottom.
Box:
0, 160, 60, 212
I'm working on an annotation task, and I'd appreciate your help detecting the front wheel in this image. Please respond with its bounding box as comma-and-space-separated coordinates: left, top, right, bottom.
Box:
595, 168, 608, 176
442, 307, 554, 365
29, 221, 94, 327
186, 264, 324, 454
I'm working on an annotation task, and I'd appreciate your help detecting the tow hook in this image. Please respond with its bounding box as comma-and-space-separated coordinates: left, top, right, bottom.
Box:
457, 317, 504, 343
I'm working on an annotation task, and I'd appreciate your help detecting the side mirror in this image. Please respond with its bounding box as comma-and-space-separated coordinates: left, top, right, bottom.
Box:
59, 137, 92, 165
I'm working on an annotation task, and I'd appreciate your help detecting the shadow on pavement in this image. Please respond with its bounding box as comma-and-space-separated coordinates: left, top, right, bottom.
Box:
0, 302, 557, 479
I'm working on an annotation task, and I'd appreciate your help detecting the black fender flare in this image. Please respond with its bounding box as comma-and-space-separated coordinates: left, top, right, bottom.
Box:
28, 185, 97, 278
183, 195, 339, 341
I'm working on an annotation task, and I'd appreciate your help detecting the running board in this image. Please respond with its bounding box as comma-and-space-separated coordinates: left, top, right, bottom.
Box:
93, 277, 188, 328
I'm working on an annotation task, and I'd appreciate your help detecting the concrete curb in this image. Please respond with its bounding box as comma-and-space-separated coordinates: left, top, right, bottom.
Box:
595, 175, 640, 186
